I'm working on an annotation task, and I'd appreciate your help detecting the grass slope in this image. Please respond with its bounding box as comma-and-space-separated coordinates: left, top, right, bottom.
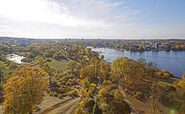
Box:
48, 58, 69, 71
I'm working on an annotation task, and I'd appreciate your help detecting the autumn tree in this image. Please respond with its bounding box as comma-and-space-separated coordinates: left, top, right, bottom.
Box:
106, 89, 131, 114
79, 59, 86, 69
3, 67, 49, 114
0, 63, 5, 84
100, 55, 104, 60
66, 61, 78, 76
82, 78, 90, 89
111, 57, 133, 83
80, 58, 101, 81
100, 61, 110, 79
93, 103, 102, 114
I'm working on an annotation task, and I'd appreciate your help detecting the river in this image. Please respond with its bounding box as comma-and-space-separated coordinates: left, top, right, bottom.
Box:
6, 54, 25, 64
89, 47, 185, 78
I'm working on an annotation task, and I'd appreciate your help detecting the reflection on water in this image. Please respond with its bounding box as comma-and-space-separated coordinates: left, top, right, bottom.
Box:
6, 54, 25, 64
89, 47, 185, 78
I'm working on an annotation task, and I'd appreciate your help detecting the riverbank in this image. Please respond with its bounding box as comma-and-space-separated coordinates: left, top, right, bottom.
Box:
89, 47, 185, 78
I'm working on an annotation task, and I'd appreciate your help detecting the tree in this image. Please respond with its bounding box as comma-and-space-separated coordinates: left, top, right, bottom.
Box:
93, 103, 102, 114
66, 61, 78, 75
100, 61, 110, 79
85, 99, 95, 113
8, 62, 17, 70
106, 99, 131, 114
82, 78, 90, 89
100, 55, 104, 60
75, 107, 85, 114
98, 88, 107, 97
0, 63, 5, 84
79, 59, 86, 69
80, 88, 88, 98
86, 48, 92, 58
3, 67, 49, 114
114, 89, 122, 101
39, 60, 56, 76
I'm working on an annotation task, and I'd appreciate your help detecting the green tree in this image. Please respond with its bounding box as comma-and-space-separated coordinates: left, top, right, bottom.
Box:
101, 55, 104, 60
106, 100, 131, 114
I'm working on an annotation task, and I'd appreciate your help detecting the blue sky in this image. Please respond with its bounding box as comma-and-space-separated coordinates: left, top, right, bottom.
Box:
0, 0, 185, 39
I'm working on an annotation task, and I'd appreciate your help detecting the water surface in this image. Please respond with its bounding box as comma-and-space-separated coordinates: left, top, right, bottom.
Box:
6, 54, 25, 64
89, 47, 185, 78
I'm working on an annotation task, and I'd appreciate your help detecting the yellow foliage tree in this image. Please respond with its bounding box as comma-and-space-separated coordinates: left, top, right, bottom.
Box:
3, 67, 49, 114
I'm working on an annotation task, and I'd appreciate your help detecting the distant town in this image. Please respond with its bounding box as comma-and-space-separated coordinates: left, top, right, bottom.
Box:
0, 37, 185, 51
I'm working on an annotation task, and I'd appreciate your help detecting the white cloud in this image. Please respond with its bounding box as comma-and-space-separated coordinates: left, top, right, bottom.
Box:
0, 0, 184, 39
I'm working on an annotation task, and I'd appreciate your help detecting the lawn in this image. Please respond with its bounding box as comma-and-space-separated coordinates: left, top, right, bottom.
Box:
48, 58, 69, 71
157, 81, 173, 88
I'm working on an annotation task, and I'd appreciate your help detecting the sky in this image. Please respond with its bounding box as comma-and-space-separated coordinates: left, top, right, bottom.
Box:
0, 0, 185, 39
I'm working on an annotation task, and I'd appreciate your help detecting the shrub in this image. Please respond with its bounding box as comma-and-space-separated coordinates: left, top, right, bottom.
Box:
49, 91, 53, 96
102, 80, 111, 86
0, 84, 3, 91
106, 99, 131, 114
85, 99, 95, 113
91, 83, 97, 88
98, 88, 107, 97
75, 107, 85, 114
80, 88, 87, 97
134, 91, 143, 99
88, 90, 93, 98
165, 85, 177, 92
58, 93, 63, 99
0, 91, 4, 103
111, 78, 118, 84
46, 58, 52, 62
93, 103, 103, 114
53, 92, 58, 97
124, 89, 128, 93
82, 78, 90, 89
68, 89, 79, 97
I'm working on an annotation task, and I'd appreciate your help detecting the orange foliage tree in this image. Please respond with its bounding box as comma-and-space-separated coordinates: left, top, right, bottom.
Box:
3, 67, 49, 114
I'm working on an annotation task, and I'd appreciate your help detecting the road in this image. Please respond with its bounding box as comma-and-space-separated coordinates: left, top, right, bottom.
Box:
94, 79, 102, 98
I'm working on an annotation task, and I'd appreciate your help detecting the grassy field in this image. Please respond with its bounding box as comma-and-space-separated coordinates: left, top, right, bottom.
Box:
157, 81, 173, 88
48, 58, 69, 71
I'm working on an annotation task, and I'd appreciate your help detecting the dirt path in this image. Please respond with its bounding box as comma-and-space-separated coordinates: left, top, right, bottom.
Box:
0, 105, 2, 114
94, 79, 102, 98
48, 97, 81, 114
35, 96, 81, 114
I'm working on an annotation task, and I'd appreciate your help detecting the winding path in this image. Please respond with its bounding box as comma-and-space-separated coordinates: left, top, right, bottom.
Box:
94, 79, 102, 98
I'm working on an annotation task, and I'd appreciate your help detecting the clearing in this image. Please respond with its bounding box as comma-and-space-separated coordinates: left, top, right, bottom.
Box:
34, 94, 81, 114
48, 58, 69, 71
